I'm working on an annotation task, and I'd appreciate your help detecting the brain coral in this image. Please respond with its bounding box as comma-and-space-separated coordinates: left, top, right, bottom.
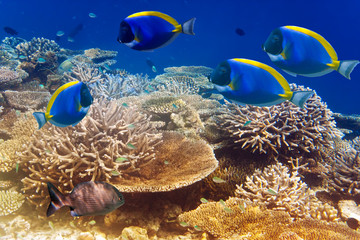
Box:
216, 84, 342, 172
21, 99, 162, 206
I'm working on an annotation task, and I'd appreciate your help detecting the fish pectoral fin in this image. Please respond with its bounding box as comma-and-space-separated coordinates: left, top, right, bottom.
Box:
327, 61, 340, 70
172, 24, 182, 33
278, 91, 292, 100
280, 51, 286, 60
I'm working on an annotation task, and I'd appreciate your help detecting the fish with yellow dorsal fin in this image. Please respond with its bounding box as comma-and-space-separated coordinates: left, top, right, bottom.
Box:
117, 11, 195, 51
263, 26, 359, 79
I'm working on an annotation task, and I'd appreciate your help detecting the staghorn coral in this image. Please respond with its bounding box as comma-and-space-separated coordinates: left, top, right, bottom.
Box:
178, 197, 293, 239
21, 99, 162, 206
323, 146, 360, 196
235, 162, 339, 221
0, 189, 25, 216
65, 61, 104, 85
112, 131, 218, 192
217, 84, 342, 173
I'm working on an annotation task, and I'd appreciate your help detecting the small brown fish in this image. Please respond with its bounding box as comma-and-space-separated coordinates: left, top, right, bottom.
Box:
46, 181, 125, 217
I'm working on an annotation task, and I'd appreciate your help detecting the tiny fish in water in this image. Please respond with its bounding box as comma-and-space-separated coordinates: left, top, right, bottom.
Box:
127, 143, 136, 149
48, 221, 55, 230
179, 221, 189, 227
37, 58, 46, 63
89, 13, 97, 18
56, 30, 65, 37
219, 199, 226, 207
200, 198, 208, 203
267, 188, 278, 195
88, 220, 96, 225
172, 103, 178, 109
223, 207, 233, 213
3, 26, 18, 35
15, 162, 19, 173
46, 181, 124, 217
194, 225, 202, 231
127, 124, 135, 129
111, 170, 120, 176
164, 160, 169, 165
235, 28, 245, 36
122, 103, 129, 107
116, 157, 127, 163
243, 120, 251, 127
212, 176, 226, 183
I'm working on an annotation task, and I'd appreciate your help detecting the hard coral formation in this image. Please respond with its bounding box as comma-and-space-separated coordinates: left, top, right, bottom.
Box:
0, 67, 23, 89
164, 65, 213, 76
113, 131, 218, 192
0, 189, 25, 216
15, 37, 60, 63
2, 90, 50, 110
178, 197, 292, 239
21, 99, 162, 206
217, 84, 341, 173
84, 48, 117, 64
235, 162, 339, 221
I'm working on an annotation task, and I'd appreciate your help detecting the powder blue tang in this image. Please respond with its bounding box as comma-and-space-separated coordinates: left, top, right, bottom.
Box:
263, 26, 359, 79
33, 81, 93, 129
210, 58, 314, 108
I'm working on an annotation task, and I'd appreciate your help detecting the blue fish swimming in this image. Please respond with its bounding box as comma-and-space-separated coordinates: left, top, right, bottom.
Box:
117, 11, 196, 51
33, 81, 93, 129
209, 58, 314, 108
263, 26, 359, 79
46, 181, 125, 217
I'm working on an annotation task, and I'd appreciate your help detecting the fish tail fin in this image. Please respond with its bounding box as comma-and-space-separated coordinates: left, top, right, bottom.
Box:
46, 182, 66, 217
32, 112, 47, 129
336, 60, 359, 79
290, 91, 314, 109
182, 17, 196, 35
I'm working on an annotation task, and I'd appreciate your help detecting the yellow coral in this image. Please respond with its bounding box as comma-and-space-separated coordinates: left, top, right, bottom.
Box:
0, 190, 25, 216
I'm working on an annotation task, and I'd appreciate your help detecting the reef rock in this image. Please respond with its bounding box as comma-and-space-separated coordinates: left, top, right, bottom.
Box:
2, 90, 50, 110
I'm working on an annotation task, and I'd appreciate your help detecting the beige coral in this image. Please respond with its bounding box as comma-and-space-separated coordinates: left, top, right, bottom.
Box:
21, 99, 162, 206
235, 162, 339, 221
0, 189, 25, 216
217, 84, 342, 172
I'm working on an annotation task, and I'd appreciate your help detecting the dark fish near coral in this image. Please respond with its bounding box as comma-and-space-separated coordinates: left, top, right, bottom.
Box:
263, 25, 359, 79
3, 26, 18, 35
46, 181, 125, 217
68, 23, 83, 41
33, 81, 93, 129
235, 27, 245, 36
347, 218, 359, 230
117, 11, 196, 51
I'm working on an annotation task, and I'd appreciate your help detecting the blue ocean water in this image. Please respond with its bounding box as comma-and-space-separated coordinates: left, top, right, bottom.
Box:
0, 0, 359, 114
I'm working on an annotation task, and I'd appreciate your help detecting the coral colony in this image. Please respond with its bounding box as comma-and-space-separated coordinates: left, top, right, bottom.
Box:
0, 35, 360, 239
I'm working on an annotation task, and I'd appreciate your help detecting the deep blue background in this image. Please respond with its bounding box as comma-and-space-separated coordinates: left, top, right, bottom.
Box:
0, 0, 359, 114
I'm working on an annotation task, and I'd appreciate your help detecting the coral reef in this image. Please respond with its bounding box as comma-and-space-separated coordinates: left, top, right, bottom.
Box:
178, 197, 293, 239
333, 113, 360, 139
235, 162, 339, 220
0, 67, 23, 89
15, 37, 60, 63
84, 48, 117, 64
0, 189, 25, 216
21, 99, 162, 206
113, 131, 218, 192
216, 84, 342, 175
2, 90, 50, 110
164, 66, 213, 76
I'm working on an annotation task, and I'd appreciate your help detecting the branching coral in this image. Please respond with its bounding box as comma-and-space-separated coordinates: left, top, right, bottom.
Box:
235, 162, 339, 221
15, 37, 59, 63
217, 84, 342, 172
0, 189, 25, 216
21, 99, 162, 206
65, 61, 103, 84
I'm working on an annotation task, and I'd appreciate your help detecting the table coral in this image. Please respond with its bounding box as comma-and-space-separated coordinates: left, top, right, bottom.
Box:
21, 99, 162, 206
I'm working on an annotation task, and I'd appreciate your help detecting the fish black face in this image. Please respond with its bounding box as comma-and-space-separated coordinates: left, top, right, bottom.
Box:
80, 83, 93, 107
210, 61, 231, 86
117, 21, 134, 43
263, 28, 283, 55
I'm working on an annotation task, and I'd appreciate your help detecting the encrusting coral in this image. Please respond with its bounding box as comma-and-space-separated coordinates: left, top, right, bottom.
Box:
21, 99, 162, 206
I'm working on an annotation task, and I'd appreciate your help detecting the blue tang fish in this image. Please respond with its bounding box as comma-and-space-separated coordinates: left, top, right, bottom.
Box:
46, 181, 125, 217
263, 26, 359, 79
209, 58, 314, 108
117, 11, 196, 51
33, 81, 93, 129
